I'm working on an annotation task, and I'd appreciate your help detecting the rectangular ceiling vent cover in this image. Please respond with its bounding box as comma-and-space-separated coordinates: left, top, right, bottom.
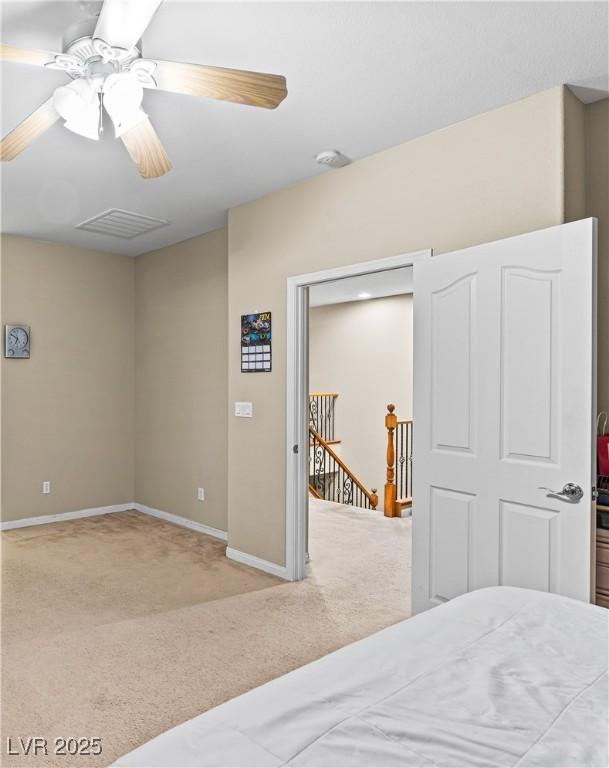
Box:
75, 208, 170, 239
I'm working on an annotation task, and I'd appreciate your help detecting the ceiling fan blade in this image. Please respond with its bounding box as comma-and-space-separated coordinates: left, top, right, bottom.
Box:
120, 117, 172, 179
0, 98, 59, 161
1, 43, 60, 67
147, 60, 288, 109
94, 0, 164, 51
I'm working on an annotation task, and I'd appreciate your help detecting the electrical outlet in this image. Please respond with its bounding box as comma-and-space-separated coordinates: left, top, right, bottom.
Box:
197, 487, 205, 501
42, 481, 51, 494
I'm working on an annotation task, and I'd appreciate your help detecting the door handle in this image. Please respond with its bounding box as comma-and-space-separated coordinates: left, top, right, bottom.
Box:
538, 483, 584, 503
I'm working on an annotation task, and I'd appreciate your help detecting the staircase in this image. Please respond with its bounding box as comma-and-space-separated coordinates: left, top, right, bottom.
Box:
308, 392, 340, 445
309, 426, 378, 510
308, 394, 413, 516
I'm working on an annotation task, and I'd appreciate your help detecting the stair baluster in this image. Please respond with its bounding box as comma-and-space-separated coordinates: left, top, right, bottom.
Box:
309, 426, 377, 511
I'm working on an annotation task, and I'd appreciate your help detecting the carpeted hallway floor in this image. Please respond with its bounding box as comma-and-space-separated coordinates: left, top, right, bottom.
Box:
1, 501, 411, 767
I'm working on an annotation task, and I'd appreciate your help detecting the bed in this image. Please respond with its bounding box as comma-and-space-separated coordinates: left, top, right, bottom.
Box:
114, 587, 608, 767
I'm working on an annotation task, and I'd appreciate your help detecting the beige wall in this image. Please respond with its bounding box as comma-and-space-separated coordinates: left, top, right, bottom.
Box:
585, 99, 609, 416
134, 229, 228, 531
563, 87, 587, 223
227, 86, 571, 566
1, 229, 229, 529
0, 235, 135, 521
309, 295, 413, 505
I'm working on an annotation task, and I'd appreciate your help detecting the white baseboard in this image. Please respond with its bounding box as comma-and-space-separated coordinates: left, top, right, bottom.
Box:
1, 502, 228, 542
134, 503, 228, 541
226, 546, 289, 580
0, 503, 133, 531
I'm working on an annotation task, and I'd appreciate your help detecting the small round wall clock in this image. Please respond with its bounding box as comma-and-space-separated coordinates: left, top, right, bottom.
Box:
4, 325, 30, 358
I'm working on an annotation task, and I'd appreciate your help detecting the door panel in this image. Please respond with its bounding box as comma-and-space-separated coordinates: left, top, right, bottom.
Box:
499, 500, 560, 592
501, 268, 559, 462
429, 487, 476, 602
413, 219, 596, 613
431, 274, 476, 453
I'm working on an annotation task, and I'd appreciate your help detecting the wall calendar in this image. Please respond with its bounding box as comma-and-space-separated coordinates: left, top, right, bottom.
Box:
241, 312, 272, 373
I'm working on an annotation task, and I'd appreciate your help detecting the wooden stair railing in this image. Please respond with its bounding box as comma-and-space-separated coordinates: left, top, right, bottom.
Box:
384, 404, 413, 518
309, 426, 378, 510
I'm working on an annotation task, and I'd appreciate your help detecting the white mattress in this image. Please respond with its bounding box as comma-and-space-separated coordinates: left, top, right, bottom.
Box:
115, 587, 609, 767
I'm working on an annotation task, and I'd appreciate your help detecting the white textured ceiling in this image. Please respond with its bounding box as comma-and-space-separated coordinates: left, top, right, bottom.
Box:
1, 1, 607, 256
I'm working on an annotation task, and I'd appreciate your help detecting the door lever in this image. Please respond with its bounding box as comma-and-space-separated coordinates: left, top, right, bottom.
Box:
538, 483, 584, 503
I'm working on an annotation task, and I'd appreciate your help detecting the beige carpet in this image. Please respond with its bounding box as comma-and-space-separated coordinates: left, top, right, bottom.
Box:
1, 501, 411, 767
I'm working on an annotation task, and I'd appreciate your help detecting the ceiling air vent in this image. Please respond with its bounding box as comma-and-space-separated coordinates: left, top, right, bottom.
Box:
75, 208, 169, 239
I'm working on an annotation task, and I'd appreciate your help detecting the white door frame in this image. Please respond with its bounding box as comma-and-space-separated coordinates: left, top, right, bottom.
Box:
285, 248, 432, 581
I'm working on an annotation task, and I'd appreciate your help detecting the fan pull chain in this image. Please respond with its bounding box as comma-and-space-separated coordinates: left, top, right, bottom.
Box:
98, 92, 104, 136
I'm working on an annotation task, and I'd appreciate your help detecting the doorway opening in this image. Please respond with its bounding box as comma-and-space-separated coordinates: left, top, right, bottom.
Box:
285, 249, 431, 583
305, 267, 414, 612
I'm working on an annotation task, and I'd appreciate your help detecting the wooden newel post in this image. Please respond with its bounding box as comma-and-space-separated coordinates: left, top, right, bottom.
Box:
384, 404, 397, 518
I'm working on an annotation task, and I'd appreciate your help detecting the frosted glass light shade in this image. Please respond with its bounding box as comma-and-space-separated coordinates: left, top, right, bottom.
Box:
53, 79, 100, 141
103, 73, 148, 138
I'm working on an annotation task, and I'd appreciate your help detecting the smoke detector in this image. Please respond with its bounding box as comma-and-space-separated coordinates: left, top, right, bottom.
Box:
315, 149, 352, 169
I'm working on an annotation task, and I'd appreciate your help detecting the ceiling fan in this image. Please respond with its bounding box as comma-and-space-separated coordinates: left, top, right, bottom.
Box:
0, 0, 288, 178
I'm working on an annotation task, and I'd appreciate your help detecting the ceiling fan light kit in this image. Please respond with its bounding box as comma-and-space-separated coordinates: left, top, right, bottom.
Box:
50, 43, 151, 141
102, 72, 148, 138
0, 0, 288, 179
53, 77, 101, 140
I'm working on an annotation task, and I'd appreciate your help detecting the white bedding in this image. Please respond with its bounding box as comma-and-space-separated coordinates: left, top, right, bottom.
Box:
115, 587, 608, 768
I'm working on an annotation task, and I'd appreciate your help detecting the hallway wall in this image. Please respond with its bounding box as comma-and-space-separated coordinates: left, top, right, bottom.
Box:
309, 295, 413, 507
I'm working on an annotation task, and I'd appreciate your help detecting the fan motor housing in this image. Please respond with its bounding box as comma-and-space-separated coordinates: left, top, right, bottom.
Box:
60, 16, 142, 79
57, 35, 142, 80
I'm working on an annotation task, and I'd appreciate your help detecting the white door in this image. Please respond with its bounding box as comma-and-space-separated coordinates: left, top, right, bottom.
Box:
412, 219, 596, 613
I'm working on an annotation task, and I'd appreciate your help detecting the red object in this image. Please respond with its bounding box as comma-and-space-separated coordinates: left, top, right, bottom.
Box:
598, 434, 609, 476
